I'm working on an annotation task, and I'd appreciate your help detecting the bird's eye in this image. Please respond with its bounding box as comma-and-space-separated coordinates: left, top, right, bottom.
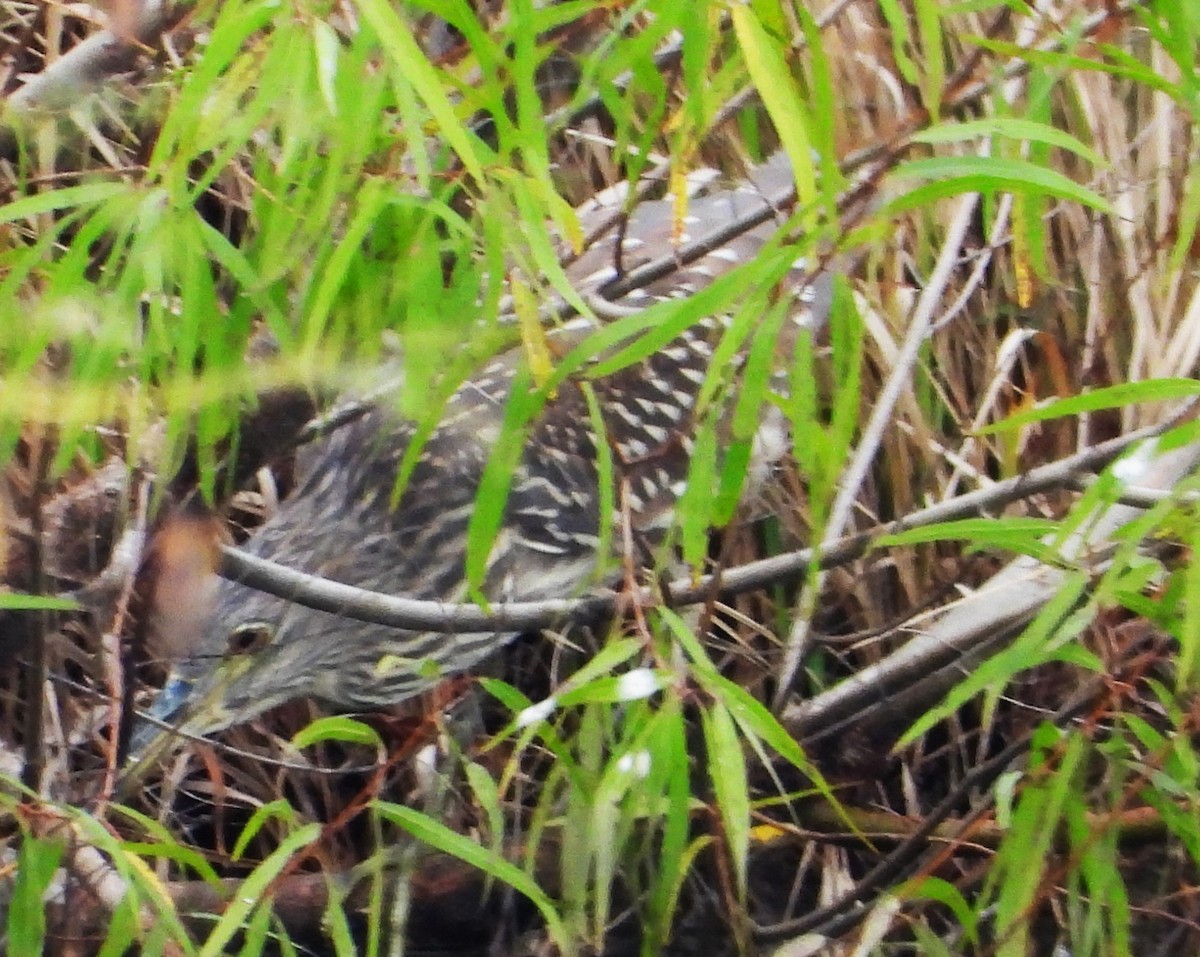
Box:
227, 622, 275, 657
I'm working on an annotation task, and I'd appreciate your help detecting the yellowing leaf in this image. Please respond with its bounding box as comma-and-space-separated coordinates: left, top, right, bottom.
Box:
512, 273, 554, 389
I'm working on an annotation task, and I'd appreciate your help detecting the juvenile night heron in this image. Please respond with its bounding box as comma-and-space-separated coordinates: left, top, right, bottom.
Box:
136, 154, 829, 750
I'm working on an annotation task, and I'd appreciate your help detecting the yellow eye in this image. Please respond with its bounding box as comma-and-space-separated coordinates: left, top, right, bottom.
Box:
227, 622, 275, 657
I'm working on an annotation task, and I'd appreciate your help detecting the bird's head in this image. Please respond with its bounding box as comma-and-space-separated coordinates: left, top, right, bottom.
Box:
129, 558, 470, 761
129, 578, 334, 756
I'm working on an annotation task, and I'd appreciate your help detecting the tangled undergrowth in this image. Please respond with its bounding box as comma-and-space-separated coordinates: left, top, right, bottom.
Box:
1, 1, 1200, 955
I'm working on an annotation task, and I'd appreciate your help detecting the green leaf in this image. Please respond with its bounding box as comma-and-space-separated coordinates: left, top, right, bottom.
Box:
464, 365, 539, 594
877, 517, 1060, 550
913, 0, 944, 120
581, 382, 615, 579
0, 182, 127, 223
877, 0, 919, 86
905, 877, 978, 945
374, 802, 570, 951
969, 36, 1176, 96
231, 800, 301, 862
235, 902, 274, 957
898, 573, 1091, 746
465, 761, 506, 856
9, 834, 65, 957
911, 117, 1108, 168
729, 6, 816, 207
556, 670, 668, 709
71, 812, 198, 950
676, 418, 719, 568
889, 155, 1112, 213
354, 0, 489, 182
200, 824, 322, 957
1179, 516, 1200, 690
979, 378, 1200, 432
701, 701, 749, 897
300, 177, 391, 359
291, 716, 384, 751
312, 21, 340, 116
0, 593, 79, 611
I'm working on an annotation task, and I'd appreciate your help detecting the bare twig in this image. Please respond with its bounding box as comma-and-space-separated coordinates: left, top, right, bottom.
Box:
5, 0, 180, 113
213, 413, 1188, 635
0, 0, 187, 159
773, 184, 985, 710
757, 673, 1106, 943
782, 431, 1200, 745
21, 433, 51, 793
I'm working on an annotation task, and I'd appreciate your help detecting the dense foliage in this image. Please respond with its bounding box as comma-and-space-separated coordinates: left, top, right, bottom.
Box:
1, 1, 1199, 954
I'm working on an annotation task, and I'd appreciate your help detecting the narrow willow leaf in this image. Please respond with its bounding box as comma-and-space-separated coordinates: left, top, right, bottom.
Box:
730, 5, 817, 207
513, 273, 554, 387
791, 2, 839, 192
676, 418, 718, 568
301, 178, 390, 356
555, 671, 668, 709
194, 220, 281, 330
509, 0, 551, 179
712, 437, 752, 527
312, 20, 340, 116
505, 172, 592, 318
465, 366, 538, 593
108, 810, 223, 885
374, 802, 570, 951
0, 594, 78, 611
95, 893, 139, 957
679, 0, 713, 128
1168, 163, 1200, 274
231, 799, 300, 862
556, 637, 644, 691
979, 378, 1200, 432
911, 117, 1109, 167
355, 0, 487, 181
580, 382, 615, 580
238, 903, 274, 957
71, 813, 197, 946
646, 701, 698, 952
994, 734, 1086, 957
465, 761, 506, 857
291, 716, 384, 750
1180, 517, 1200, 689
584, 270, 758, 379
701, 702, 749, 897
898, 573, 1090, 745
913, 0, 944, 119
588, 748, 631, 940
906, 877, 978, 945
877, 517, 1059, 547
891, 155, 1112, 212
0, 182, 126, 224
689, 664, 852, 833
199, 824, 322, 957
969, 37, 1176, 96
9, 834, 64, 957
877, 0, 918, 85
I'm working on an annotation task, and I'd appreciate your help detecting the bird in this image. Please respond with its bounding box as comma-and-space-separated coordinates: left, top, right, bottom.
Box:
133, 153, 830, 752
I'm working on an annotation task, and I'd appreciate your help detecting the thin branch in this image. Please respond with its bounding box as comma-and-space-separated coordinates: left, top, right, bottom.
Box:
215, 414, 1185, 635
756, 673, 1105, 943
4, 0, 181, 110
21, 434, 51, 793
773, 184, 984, 710
782, 426, 1200, 744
